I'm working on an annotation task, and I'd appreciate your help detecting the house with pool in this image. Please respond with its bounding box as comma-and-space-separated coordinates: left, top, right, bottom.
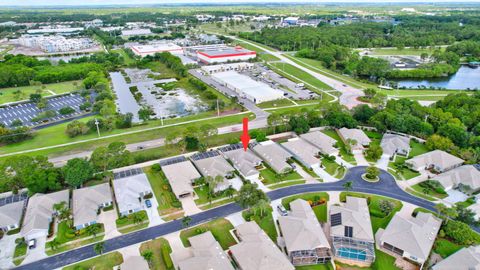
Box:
329, 196, 375, 267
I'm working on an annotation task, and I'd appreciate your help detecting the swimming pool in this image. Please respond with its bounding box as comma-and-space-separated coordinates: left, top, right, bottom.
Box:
337, 247, 367, 261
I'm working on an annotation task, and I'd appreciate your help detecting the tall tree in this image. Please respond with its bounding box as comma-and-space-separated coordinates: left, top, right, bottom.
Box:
236, 183, 268, 210
62, 158, 93, 188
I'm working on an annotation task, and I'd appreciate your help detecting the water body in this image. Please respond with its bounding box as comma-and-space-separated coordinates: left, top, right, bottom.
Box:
395, 65, 480, 90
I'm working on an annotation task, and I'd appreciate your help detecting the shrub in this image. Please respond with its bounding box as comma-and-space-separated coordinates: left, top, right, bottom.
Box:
162, 244, 173, 269
443, 220, 480, 245
59, 106, 76, 115
151, 164, 161, 172
79, 102, 92, 111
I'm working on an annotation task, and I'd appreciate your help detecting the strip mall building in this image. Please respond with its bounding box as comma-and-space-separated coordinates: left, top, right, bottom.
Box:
196, 46, 256, 64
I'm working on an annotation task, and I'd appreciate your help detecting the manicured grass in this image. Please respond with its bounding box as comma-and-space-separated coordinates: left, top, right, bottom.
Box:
282, 192, 329, 222
322, 157, 345, 178
0, 80, 81, 104
145, 166, 182, 216
406, 188, 437, 201
259, 52, 281, 62
434, 238, 464, 258
409, 141, 429, 157
268, 180, 306, 189
296, 263, 334, 270
389, 156, 420, 180
371, 249, 401, 270
257, 98, 295, 109
259, 166, 303, 185
368, 47, 442, 56
116, 210, 149, 233
242, 207, 278, 242
199, 198, 236, 211
63, 251, 124, 270
13, 240, 27, 265
321, 129, 356, 164
139, 238, 174, 270
411, 182, 448, 199
180, 218, 236, 250
340, 192, 402, 233
194, 185, 232, 205
269, 62, 333, 91
54, 221, 103, 244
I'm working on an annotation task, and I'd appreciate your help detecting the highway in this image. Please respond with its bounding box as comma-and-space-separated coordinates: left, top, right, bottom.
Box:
14, 166, 439, 270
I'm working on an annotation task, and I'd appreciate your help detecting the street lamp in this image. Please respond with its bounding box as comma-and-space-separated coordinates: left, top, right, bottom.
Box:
94, 118, 101, 137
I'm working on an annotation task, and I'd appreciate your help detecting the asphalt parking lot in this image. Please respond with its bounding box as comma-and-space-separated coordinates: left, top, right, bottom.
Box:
0, 93, 87, 127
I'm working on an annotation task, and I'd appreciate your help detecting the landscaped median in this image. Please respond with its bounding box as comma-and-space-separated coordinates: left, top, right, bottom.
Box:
46, 222, 105, 255
115, 210, 149, 234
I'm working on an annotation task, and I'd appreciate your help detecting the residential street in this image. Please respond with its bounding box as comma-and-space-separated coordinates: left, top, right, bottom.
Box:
14, 166, 440, 270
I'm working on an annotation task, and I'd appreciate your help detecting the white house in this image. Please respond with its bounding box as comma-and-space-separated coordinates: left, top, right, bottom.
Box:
113, 173, 153, 216
72, 183, 113, 230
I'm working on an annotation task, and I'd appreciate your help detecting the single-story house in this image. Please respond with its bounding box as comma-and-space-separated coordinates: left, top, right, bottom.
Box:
161, 157, 201, 199
329, 197, 375, 266
221, 145, 263, 179
252, 141, 293, 174
172, 231, 234, 270
376, 212, 441, 265
72, 183, 113, 230
191, 151, 237, 192
0, 200, 25, 232
336, 128, 371, 153
467, 203, 480, 220
113, 172, 153, 217
278, 199, 331, 266
300, 131, 339, 156
120, 255, 149, 270
282, 138, 321, 169
21, 190, 69, 241
230, 221, 294, 270
380, 133, 410, 159
432, 246, 480, 270
405, 150, 464, 173
433, 165, 480, 194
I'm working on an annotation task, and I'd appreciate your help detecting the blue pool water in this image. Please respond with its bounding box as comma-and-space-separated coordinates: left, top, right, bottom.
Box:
337, 247, 367, 261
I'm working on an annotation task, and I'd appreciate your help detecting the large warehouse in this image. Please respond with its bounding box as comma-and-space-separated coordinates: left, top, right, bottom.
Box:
197, 46, 256, 64
212, 70, 284, 104
130, 43, 184, 57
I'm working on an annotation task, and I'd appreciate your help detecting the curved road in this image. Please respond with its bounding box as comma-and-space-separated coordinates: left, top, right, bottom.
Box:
15, 167, 437, 270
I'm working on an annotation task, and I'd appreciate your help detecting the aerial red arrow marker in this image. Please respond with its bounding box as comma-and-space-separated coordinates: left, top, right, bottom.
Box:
240, 117, 250, 151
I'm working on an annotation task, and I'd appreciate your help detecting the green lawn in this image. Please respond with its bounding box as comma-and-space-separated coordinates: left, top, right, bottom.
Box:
411, 182, 448, 199
63, 251, 124, 270
179, 218, 236, 250
268, 180, 306, 189
54, 221, 103, 244
242, 207, 278, 242
406, 188, 437, 202
144, 166, 182, 216
269, 62, 333, 91
296, 263, 334, 270
0, 80, 81, 104
259, 166, 303, 185
409, 141, 429, 157
111, 49, 136, 65
139, 238, 174, 270
282, 192, 329, 222
434, 238, 464, 258
321, 158, 345, 178
340, 192, 403, 233
368, 47, 443, 56
257, 98, 296, 109
389, 156, 420, 180
321, 129, 356, 164
13, 240, 27, 266
194, 185, 232, 205
116, 210, 149, 233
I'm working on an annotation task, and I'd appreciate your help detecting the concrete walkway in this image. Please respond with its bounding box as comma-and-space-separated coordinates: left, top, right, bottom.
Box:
376, 154, 390, 170
295, 166, 318, 184
312, 164, 338, 183
225, 212, 246, 227
98, 210, 121, 240
0, 234, 17, 269
354, 152, 369, 166
180, 197, 202, 216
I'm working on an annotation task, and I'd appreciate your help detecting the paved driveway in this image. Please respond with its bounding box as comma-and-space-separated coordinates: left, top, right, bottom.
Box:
22, 236, 47, 265
0, 234, 17, 269
376, 154, 390, 170
180, 197, 201, 216
98, 209, 121, 240
353, 152, 369, 166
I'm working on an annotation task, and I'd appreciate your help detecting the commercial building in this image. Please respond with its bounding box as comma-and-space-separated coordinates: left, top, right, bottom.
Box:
380, 134, 411, 159
337, 128, 371, 153
130, 43, 184, 57
21, 190, 69, 241
405, 150, 464, 173
376, 212, 441, 265
26, 27, 84, 34
212, 71, 284, 104
18, 35, 96, 53
197, 46, 256, 64
72, 183, 113, 230
278, 199, 331, 266
230, 222, 295, 270
0, 201, 24, 232
432, 246, 480, 270
160, 156, 201, 199
252, 141, 293, 174
220, 144, 262, 179
282, 138, 321, 169
201, 62, 254, 75
329, 197, 375, 266
121, 28, 152, 36
300, 131, 339, 156
112, 170, 153, 216
172, 231, 234, 270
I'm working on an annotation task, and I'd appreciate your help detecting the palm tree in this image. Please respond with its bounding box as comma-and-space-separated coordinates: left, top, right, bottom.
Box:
86, 224, 100, 238
435, 203, 458, 224
53, 201, 70, 222
255, 199, 270, 218
224, 186, 235, 199
49, 238, 60, 251
182, 215, 192, 228
94, 242, 105, 255
141, 250, 153, 267
132, 212, 143, 224
343, 181, 353, 191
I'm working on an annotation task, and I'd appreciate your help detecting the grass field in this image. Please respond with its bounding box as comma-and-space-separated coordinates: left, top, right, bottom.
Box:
144, 166, 182, 216
322, 157, 346, 178
268, 180, 306, 189
433, 238, 464, 258
259, 166, 303, 185
257, 98, 295, 109
269, 62, 333, 91
367, 47, 444, 56
179, 218, 236, 250
63, 252, 123, 270
0, 80, 81, 104
111, 49, 136, 65
411, 182, 448, 199
139, 238, 174, 270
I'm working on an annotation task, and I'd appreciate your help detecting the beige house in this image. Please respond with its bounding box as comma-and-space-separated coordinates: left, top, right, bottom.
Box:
161, 158, 201, 199
300, 131, 339, 156
172, 231, 234, 270
433, 165, 480, 194
0, 200, 25, 232
221, 145, 263, 179
380, 134, 410, 159
73, 183, 113, 230
336, 128, 371, 153
282, 138, 321, 169
191, 152, 236, 192
405, 150, 464, 173
329, 197, 375, 266
376, 212, 441, 265
252, 141, 293, 174
230, 222, 294, 270
278, 199, 331, 266
120, 255, 149, 270
113, 173, 152, 216
432, 246, 480, 270
21, 190, 69, 241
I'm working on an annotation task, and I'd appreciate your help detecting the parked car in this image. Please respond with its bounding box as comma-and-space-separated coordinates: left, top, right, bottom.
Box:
145, 199, 152, 208
28, 239, 36, 249
277, 205, 288, 216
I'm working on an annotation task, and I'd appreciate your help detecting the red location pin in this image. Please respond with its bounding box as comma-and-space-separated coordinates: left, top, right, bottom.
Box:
240, 117, 250, 151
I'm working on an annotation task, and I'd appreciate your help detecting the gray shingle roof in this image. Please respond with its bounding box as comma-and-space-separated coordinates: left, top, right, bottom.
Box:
252, 141, 292, 174
380, 134, 410, 156
406, 150, 464, 171
112, 173, 152, 214
300, 131, 338, 155
337, 128, 371, 149
162, 160, 200, 197
223, 148, 262, 177
72, 183, 112, 227
282, 138, 321, 167
329, 196, 374, 242
434, 165, 480, 191
432, 246, 480, 270
0, 200, 24, 229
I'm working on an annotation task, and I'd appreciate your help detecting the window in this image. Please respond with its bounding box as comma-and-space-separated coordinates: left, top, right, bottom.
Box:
344, 226, 353, 238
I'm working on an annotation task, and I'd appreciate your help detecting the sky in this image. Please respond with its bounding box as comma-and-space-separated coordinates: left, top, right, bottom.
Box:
1, 0, 479, 6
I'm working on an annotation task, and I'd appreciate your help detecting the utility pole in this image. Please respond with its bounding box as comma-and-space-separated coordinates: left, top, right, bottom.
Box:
216, 99, 220, 116
94, 118, 101, 137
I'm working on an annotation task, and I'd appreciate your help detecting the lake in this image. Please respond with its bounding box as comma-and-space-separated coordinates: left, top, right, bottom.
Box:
395, 65, 480, 90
